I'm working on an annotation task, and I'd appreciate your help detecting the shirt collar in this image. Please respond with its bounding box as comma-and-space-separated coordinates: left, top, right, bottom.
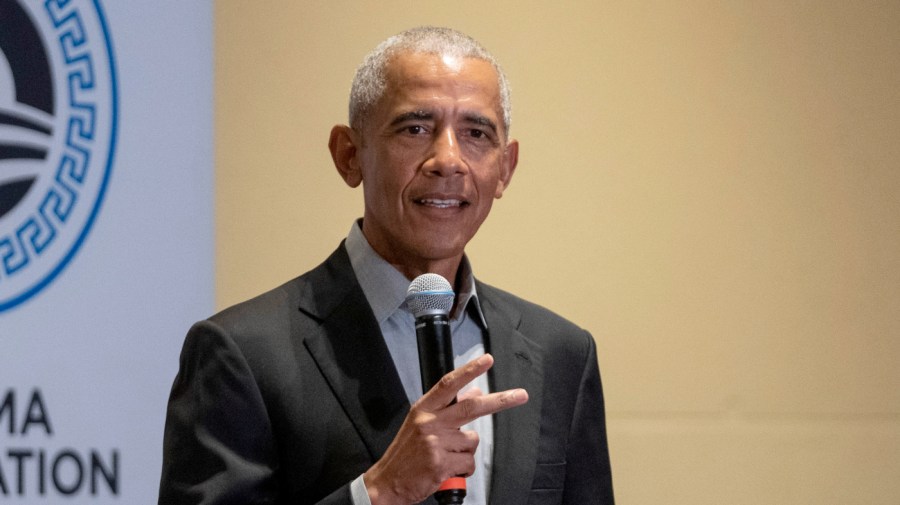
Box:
345, 220, 487, 328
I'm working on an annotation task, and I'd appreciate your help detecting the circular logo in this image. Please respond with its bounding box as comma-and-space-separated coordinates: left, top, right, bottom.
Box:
0, 0, 117, 312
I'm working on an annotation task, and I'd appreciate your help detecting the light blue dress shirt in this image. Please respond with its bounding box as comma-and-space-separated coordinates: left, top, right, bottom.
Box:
345, 222, 493, 505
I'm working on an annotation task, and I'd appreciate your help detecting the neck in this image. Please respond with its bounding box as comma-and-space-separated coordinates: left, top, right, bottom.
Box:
390, 257, 461, 289
357, 221, 464, 288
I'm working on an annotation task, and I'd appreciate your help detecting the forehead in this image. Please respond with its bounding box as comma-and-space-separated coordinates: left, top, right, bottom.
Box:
379, 52, 502, 115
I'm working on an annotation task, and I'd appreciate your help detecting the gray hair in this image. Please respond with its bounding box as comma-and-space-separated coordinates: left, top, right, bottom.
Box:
349, 26, 511, 136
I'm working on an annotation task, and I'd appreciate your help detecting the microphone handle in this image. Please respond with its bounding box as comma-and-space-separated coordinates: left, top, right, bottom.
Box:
416, 314, 455, 392
415, 314, 466, 505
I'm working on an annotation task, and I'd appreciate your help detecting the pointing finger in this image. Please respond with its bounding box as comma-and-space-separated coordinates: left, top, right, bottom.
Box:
448, 387, 529, 426
457, 386, 484, 402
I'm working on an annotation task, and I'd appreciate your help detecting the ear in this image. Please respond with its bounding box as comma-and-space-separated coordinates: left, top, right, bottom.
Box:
329, 125, 363, 188
494, 138, 519, 199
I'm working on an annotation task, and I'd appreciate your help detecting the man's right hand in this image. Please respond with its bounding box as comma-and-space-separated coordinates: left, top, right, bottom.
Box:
362, 353, 529, 505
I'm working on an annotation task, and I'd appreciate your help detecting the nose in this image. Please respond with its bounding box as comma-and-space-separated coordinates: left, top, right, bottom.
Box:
424, 128, 466, 177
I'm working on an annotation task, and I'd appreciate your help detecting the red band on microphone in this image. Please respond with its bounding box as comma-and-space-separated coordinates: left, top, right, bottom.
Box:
437, 477, 466, 491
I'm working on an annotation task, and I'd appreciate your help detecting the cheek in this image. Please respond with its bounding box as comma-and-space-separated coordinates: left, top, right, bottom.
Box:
475, 166, 505, 199
362, 167, 410, 211
377, 154, 421, 191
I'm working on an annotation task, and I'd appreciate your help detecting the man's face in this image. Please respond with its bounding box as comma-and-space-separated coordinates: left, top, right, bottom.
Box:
350, 52, 518, 277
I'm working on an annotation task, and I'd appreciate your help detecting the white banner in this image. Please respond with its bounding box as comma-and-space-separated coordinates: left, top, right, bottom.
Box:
1, 1, 213, 502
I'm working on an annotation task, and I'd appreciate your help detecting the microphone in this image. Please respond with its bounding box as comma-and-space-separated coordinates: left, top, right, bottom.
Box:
406, 274, 466, 505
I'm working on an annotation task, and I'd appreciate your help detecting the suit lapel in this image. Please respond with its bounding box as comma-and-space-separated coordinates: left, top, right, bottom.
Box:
297, 245, 410, 461
478, 284, 545, 505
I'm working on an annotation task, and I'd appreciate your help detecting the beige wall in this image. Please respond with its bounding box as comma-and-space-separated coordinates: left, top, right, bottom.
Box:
215, 2, 900, 503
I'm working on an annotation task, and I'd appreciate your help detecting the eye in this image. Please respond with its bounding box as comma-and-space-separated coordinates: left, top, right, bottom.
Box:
465, 128, 496, 145
403, 125, 426, 135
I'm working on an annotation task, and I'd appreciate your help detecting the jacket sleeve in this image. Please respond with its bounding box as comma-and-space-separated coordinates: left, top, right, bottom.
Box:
157, 320, 355, 505
562, 333, 615, 504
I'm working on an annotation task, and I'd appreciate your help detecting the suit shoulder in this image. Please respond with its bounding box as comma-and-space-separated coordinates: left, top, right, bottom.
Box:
178, 274, 316, 393
477, 280, 583, 330
206, 277, 301, 337
477, 280, 594, 353
188, 245, 353, 355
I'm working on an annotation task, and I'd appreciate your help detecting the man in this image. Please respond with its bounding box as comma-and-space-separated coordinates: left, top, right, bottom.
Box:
159, 27, 614, 505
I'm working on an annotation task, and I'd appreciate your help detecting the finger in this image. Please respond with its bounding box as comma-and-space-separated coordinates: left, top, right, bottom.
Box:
417, 354, 494, 411
442, 451, 478, 480
449, 429, 479, 454
457, 386, 484, 402
446, 388, 529, 425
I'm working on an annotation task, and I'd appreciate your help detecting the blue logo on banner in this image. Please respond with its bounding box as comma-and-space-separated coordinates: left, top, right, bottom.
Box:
0, 0, 118, 312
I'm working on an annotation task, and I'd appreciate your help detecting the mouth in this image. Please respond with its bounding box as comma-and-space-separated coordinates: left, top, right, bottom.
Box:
414, 197, 469, 209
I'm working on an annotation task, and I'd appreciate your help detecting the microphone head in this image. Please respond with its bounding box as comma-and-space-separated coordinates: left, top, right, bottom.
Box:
406, 273, 454, 318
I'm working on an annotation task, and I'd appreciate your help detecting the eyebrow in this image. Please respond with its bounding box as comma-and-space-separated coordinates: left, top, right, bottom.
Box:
463, 114, 498, 135
388, 110, 499, 136
389, 110, 433, 126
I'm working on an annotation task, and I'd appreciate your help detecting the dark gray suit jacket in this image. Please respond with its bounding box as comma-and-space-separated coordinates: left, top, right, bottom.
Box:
159, 244, 614, 504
